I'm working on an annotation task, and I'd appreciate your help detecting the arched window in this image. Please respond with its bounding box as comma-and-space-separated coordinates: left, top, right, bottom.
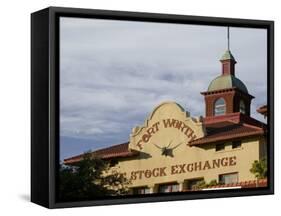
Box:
214, 98, 226, 116
239, 100, 246, 114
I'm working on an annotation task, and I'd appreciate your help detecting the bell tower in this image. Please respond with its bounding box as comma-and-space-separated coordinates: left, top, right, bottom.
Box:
201, 27, 254, 118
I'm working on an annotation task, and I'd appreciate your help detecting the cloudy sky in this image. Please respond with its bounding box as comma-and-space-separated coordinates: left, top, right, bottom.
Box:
60, 17, 267, 160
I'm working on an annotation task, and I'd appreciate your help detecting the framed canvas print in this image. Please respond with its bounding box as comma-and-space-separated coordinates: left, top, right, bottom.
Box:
31, 6, 274, 208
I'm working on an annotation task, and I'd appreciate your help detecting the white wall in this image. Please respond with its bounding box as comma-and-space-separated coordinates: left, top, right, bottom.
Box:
0, 0, 279, 215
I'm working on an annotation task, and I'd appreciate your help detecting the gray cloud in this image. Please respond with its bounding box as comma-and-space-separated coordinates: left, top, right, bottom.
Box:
60, 17, 267, 159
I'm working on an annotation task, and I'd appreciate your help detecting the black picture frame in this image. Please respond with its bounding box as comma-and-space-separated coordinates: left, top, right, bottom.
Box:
31, 6, 274, 209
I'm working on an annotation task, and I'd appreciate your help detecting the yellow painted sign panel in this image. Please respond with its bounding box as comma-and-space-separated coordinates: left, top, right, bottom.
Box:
129, 101, 206, 151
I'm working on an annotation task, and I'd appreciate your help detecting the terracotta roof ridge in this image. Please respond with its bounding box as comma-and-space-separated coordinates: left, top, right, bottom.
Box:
224, 119, 240, 125
257, 105, 267, 112
64, 153, 86, 161
203, 112, 241, 124
93, 141, 129, 153
189, 130, 264, 146
63, 141, 130, 163
203, 113, 267, 126
242, 122, 264, 131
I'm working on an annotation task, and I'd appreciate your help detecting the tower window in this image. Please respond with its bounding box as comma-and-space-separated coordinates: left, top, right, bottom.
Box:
239, 100, 246, 114
214, 98, 226, 116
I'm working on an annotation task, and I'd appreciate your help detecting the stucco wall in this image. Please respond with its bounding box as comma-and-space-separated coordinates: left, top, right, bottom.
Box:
114, 137, 262, 190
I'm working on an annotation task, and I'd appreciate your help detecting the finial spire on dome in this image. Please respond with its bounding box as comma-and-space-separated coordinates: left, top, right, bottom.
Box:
227, 26, 230, 50
220, 27, 236, 62
220, 26, 236, 76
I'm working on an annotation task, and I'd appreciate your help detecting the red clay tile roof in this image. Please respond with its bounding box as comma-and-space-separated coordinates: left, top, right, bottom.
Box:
189, 120, 265, 146
93, 142, 138, 159
257, 105, 267, 116
64, 142, 139, 165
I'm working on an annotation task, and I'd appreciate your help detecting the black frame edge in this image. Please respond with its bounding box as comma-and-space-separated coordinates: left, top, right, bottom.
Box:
48, 6, 274, 26
31, 8, 51, 208
268, 21, 274, 195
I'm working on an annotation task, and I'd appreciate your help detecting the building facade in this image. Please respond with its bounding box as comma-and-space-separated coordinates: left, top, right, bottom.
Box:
64, 49, 267, 194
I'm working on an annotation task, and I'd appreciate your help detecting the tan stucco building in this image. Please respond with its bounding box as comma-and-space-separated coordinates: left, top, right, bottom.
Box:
64, 49, 267, 194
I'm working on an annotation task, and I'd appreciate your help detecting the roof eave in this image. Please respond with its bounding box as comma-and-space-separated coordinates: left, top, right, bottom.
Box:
63, 150, 139, 165
201, 87, 254, 98
188, 130, 265, 147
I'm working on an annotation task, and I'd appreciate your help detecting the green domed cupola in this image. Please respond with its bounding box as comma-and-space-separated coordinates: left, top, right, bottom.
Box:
208, 74, 248, 93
